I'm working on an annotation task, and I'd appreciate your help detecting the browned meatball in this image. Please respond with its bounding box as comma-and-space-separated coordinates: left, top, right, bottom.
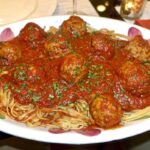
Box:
125, 35, 150, 62
118, 60, 150, 96
19, 22, 45, 41
60, 16, 87, 38
11, 61, 47, 84
60, 53, 87, 83
44, 34, 71, 59
91, 33, 115, 60
90, 95, 123, 129
0, 40, 21, 63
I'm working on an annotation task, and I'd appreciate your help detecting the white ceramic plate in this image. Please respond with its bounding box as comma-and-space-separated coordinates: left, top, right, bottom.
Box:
0, 0, 57, 26
0, 16, 150, 144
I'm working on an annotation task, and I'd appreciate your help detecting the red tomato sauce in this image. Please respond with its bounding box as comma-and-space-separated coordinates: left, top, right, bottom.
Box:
0, 20, 149, 112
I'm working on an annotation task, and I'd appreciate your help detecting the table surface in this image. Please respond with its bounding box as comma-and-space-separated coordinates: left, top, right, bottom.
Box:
53, 0, 150, 22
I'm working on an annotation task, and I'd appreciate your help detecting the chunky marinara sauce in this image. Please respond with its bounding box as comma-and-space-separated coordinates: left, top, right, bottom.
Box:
0, 16, 149, 112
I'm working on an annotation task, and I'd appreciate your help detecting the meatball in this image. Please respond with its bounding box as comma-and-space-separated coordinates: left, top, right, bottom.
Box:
114, 80, 150, 111
118, 60, 150, 96
125, 35, 150, 62
19, 22, 45, 41
60, 53, 87, 83
0, 40, 21, 63
60, 16, 87, 38
44, 34, 71, 59
91, 33, 114, 60
11, 60, 47, 84
90, 95, 123, 128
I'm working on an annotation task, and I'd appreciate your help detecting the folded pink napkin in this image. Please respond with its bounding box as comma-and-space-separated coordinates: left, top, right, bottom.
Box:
134, 19, 150, 29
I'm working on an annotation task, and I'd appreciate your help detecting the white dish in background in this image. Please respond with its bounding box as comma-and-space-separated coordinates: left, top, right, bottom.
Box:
0, 0, 37, 26
29, 0, 57, 19
0, 0, 57, 26
0, 16, 150, 144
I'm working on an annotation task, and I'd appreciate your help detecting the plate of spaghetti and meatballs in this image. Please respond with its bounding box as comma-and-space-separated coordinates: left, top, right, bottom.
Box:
0, 15, 150, 144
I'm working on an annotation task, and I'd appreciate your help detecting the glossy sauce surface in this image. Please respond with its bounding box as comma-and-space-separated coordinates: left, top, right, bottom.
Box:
0, 16, 149, 112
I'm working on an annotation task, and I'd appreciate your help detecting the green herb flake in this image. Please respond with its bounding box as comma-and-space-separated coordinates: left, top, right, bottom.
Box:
114, 92, 119, 99
87, 71, 97, 79
124, 95, 129, 100
88, 71, 93, 79
48, 94, 54, 100
99, 65, 103, 70
63, 86, 68, 91
142, 60, 150, 64
0, 69, 3, 73
52, 82, 59, 91
4, 83, 10, 91
32, 94, 41, 102
15, 89, 21, 93
0, 114, 5, 119
74, 66, 80, 76
18, 71, 27, 80
14, 70, 27, 81
57, 92, 62, 99
52, 82, 62, 99
21, 83, 27, 89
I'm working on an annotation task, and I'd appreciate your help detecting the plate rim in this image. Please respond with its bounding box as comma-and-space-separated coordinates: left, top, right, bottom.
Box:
0, 15, 150, 144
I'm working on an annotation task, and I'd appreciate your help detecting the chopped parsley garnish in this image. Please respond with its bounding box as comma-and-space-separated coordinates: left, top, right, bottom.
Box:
142, 60, 150, 64
48, 94, 54, 100
15, 89, 21, 93
4, 83, 10, 91
21, 83, 27, 89
14, 70, 27, 81
0, 114, 5, 119
32, 93, 41, 102
87, 71, 98, 79
0, 69, 3, 73
52, 82, 63, 99
74, 66, 80, 76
